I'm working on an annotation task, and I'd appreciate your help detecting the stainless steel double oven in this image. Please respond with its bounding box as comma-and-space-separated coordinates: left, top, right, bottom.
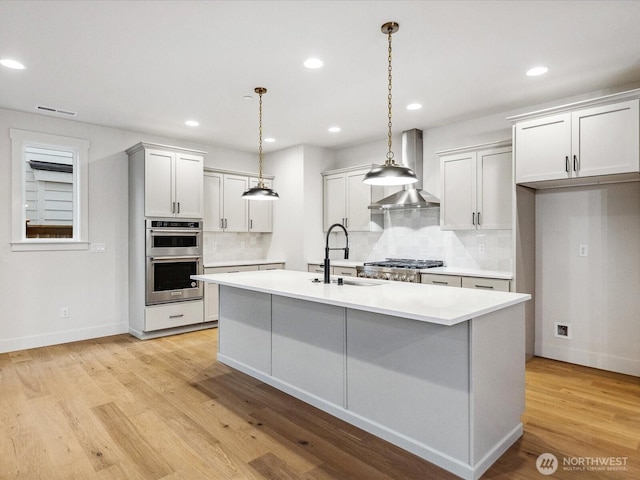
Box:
145, 219, 203, 305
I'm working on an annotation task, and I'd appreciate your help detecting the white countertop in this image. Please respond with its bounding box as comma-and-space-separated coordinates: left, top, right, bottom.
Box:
203, 259, 285, 268
309, 260, 512, 280
424, 267, 513, 280
193, 269, 530, 326
308, 260, 364, 268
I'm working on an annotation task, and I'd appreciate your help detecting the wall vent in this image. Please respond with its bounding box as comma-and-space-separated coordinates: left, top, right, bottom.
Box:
554, 322, 572, 339
35, 105, 77, 116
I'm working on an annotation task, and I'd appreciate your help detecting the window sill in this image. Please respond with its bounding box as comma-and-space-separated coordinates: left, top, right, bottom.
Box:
11, 241, 90, 252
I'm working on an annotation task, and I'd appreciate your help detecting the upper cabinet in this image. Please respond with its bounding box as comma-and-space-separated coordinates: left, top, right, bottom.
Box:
323, 166, 381, 232
439, 142, 512, 231
248, 177, 273, 233
512, 95, 640, 187
127, 143, 205, 219
203, 170, 273, 233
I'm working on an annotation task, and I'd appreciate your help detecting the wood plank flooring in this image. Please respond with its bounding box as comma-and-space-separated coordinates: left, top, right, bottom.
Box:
0, 329, 638, 479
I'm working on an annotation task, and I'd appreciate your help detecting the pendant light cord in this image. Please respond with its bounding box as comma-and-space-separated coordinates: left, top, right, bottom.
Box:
386, 24, 394, 165
257, 88, 265, 188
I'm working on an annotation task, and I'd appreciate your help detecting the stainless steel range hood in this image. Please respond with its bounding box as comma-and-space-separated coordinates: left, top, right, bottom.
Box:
368, 129, 440, 210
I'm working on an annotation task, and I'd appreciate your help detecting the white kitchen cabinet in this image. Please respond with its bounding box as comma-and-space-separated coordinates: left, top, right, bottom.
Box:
203, 172, 248, 232
514, 99, 639, 184
323, 166, 380, 232
440, 142, 512, 230
143, 147, 203, 218
248, 177, 273, 233
307, 263, 357, 277
422, 273, 510, 292
204, 170, 274, 233
204, 263, 284, 323
145, 300, 204, 332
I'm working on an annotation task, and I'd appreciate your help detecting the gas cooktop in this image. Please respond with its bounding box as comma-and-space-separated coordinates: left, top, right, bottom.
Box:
363, 258, 444, 269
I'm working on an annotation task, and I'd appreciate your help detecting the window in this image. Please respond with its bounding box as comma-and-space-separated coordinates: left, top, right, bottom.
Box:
10, 129, 90, 251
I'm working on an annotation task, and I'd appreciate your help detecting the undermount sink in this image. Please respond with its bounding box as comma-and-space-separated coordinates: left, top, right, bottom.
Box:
310, 277, 382, 286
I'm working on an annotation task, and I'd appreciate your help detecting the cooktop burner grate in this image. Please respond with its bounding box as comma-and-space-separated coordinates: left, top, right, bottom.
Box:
364, 258, 444, 269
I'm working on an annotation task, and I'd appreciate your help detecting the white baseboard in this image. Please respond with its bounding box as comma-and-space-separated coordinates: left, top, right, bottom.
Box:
0, 323, 129, 354
539, 343, 639, 377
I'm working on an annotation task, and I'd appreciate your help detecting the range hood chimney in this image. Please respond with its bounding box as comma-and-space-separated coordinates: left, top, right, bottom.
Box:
368, 129, 440, 210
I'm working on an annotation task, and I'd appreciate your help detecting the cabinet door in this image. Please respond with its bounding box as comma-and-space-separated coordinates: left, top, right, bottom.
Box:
421, 274, 462, 287
203, 173, 223, 232
441, 152, 476, 230
572, 100, 640, 178
346, 171, 371, 232
223, 175, 249, 232
145, 149, 175, 217
461, 277, 510, 292
174, 152, 203, 218
477, 148, 512, 230
248, 177, 273, 233
515, 113, 571, 183
324, 173, 346, 230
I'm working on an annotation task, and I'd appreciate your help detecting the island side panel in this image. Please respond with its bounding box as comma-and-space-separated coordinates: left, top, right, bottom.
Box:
272, 296, 346, 407
469, 303, 525, 468
218, 285, 272, 375
346, 309, 471, 464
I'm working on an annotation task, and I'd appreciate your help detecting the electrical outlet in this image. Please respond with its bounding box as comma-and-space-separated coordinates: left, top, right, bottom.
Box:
554, 322, 571, 339
60, 307, 70, 318
478, 243, 485, 255
91, 242, 106, 253
579, 244, 588, 257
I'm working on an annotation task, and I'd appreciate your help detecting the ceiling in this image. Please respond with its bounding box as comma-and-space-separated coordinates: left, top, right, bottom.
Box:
1, 0, 640, 153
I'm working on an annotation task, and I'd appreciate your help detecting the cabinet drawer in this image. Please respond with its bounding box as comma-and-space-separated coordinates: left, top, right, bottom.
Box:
308, 263, 325, 273
205, 265, 258, 274
333, 266, 357, 277
421, 274, 462, 287
145, 300, 203, 332
461, 277, 510, 292
259, 263, 285, 271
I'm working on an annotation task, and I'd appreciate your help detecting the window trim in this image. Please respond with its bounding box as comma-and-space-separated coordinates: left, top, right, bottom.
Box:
10, 129, 90, 251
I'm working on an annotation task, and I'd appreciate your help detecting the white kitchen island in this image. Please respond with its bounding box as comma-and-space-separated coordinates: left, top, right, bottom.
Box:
192, 269, 531, 480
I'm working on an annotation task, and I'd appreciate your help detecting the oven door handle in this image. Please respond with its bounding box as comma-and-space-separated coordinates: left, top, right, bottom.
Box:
149, 255, 202, 261
149, 229, 201, 235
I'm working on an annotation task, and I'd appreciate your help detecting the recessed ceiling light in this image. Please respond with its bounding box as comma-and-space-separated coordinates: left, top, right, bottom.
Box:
304, 58, 324, 69
526, 66, 548, 77
328, 126, 341, 133
0, 58, 26, 70
243, 95, 253, 100
185, 120, 199, 127
406, 103, 422, 110
264, 137, 276, 143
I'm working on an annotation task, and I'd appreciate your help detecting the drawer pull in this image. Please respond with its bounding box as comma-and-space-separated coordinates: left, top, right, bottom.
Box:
475, 285, 494, 289
432, 280, 449, 285
169, 314, 184, 319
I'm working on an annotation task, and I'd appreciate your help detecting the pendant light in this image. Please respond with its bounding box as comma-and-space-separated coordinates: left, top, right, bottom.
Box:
363, 22, 418, 186
242, 87, 280, 200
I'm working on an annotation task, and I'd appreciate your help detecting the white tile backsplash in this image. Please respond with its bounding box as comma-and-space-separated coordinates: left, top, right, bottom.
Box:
203, 232, 271, 263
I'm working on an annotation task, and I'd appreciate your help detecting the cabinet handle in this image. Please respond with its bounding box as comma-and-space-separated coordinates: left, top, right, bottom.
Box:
475, 285, 494, 289
250, 219, 253, 230
176, 202, 180, 214
573, 155, 578, 172
477, 211, 481, 225
432, 280, 449, 285
345, 218, 349, 228
220, 219, 224, 229
565, 156, 569, 173
169, 314, 184, 319
472, 212, 476, 225
224, 219, 228, 229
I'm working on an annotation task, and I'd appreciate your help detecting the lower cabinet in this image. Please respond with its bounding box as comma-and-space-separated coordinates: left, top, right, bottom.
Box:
422, 273, 510, 292
205, 263, 285, 323
307, 263, 357, 277
145, 300, 203, 332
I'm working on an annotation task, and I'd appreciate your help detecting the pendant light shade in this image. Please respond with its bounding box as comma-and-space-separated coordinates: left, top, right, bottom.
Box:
363, 22, 418, 187
242, 87, 280, 200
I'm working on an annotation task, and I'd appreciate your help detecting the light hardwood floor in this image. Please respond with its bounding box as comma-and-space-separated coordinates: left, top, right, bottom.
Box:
1, 329, 638, 479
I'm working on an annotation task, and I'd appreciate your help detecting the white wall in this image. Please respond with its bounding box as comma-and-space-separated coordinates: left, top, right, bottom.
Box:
535, 183, 640, 376
0, 107, 256, 353
265, 144, 334, 271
